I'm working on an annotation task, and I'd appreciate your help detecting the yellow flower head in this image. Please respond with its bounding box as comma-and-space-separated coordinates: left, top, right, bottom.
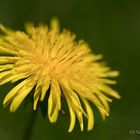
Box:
0, 18, 120, 132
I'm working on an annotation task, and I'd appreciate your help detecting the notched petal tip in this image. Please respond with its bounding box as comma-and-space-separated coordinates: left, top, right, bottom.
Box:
108, 71, 120, 77
82, 99, 94, 131
0, 24, 11, 34
111, 90, 121, 99
50, 17, 60, 32
0, 24, 5, 31
68, 107, 76, 133
25, 22, 35, 35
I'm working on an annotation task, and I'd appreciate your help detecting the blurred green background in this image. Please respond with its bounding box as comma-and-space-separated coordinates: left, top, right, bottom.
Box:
0, 0, 140, 140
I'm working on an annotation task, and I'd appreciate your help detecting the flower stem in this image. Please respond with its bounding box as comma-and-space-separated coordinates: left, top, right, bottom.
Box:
22, 110, 38, 140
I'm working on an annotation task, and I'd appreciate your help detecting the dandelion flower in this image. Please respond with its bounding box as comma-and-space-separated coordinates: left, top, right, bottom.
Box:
0, 18, 120, 132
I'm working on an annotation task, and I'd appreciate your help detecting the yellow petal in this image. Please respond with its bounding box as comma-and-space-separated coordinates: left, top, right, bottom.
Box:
33, 84, 41, 110
70, 80, 108, 119
66, 89, 84, 131
68, 103, 76, 132
0, 64, 13, 72
25, 22, 35, 35
75, 109, 84, 131
0, 45, 17, 54
0, 73, 29, 85
69, 78, 107, 112
61, 78, 87, 117
51, 17, 60, 32
61, 87, 76, 132
3, 80, 27, 107
98, 94, 110, 112
0, 70, 11, 79
89, 93, 109, 119
48, 100, 60, 123
106, 71, 120, 77
97, 79, 117, 84
82, 98, 94, 131
96, 84, 121, 99
0, 24, 12, 34
0, 56, 19, 64
48, 79, 61, 122
10, 84, 34, 112
61, 80, 86, 131
40, 76, 50, 101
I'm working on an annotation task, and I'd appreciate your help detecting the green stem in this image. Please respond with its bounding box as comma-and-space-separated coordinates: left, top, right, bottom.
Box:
22, 110, 38, 140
